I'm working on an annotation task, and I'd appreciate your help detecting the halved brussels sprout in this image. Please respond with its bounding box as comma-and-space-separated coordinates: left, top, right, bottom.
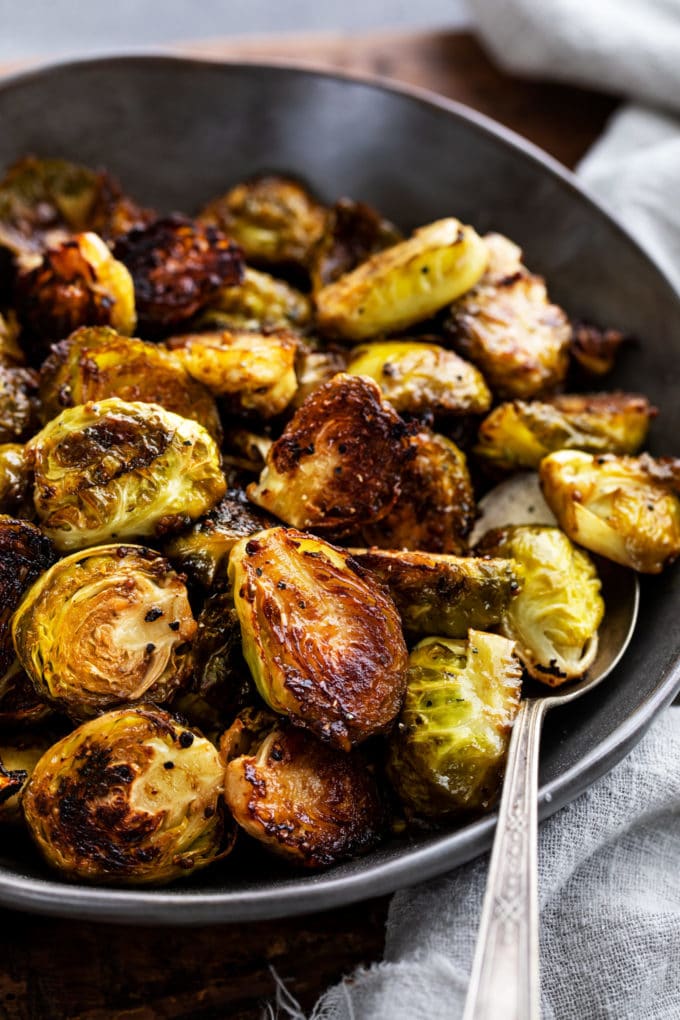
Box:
309, 197, 402, 292
197, 266, 312, 332
350, 548, 522, 638
570, 321, 626, 377
12, 544, 196, 719
15, 232, 136, 355
346, 339, 492, 416
40, 326, 222, 440
292, 344, 348, 409
248, 373, 409, 531
222, 709, 384, 867
198, 175, 327, 267
0, 515, 55, 686
316, 218, 488, 341
26, 397, 226, 551
477, 525, 604, 684
540, 450, 680, 574
23, 705, 232, 885
165, 329, 299, 418
0, 444, 30, 516
164, 489, 277, 589
361, 430, 476, 554
0, 310, 24, 366
475, 393, 656, 471
229, 528, 408, 749
0, 365, 39, 443
0, 730, 58, 824
446, 232, 570, 399
387, 630, 522, 818
113, 215, 244, 334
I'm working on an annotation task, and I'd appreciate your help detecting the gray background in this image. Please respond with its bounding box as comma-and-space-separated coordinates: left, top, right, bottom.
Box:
0, 1, 470, 62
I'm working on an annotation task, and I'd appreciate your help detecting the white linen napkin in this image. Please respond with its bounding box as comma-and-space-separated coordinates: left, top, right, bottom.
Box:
276, 4, 680, 1016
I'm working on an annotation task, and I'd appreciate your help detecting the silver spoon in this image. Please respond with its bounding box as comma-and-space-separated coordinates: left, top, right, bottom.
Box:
463, 473, 640, 1020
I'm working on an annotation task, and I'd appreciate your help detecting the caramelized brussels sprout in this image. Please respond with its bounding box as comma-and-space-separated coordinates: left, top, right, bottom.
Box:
310, 197, 402, 292
197, 266, 311, 332
0, 515, 55, 687
316, 218, 488, 341
229, 527, 408, 749
0, 364, 39, 442
165, 328, 299, 418
292, 344, 348, 409
346, 340, 491, 416
199, 175, 326, 267
0, 444, 30, 515
27, 397, 226, 551
23, 705, 232, 885
164, 489, 277, 589
475, 393, 655, 471
570, 321, 626, 377
446, 232, 570, 399
540, 450, 680, 573
361, 429, 476, 554
113, 215, 244, 333
0, 310, 24, 366
13, 544, 196, 719
248, 374, 409, 531
477, 525, 604, 684
39, 326, 221, 440
351, 548, 522, 638
0, 730, 57, 824
387, 630, 522, 818
222, 709, 384, 867
0, 660, 53, 728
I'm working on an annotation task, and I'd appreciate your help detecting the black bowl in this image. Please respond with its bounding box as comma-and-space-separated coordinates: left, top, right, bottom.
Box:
1, 56, 679, 924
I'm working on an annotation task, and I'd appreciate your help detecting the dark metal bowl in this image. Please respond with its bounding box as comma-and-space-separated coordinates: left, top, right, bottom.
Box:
1, 56, 679, 924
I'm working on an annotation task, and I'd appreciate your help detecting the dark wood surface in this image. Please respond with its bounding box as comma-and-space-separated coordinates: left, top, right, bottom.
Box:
0, 29, 616, 1019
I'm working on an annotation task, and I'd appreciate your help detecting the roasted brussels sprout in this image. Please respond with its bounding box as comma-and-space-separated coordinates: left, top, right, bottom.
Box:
27, 397, 226, 551
316, 218, 488, 341
361, 429, 476, 555
351, 548, 522, 639
346, 340, 491, 417
0, 515, 55, 687
309, 197, 402, 292
197, 266, 311, 332
387, 630, 522, 818
0, 730, 57, 824
475, 392, 655, 471
222, 709, 384, 867
570, 321, 626, 377
165, 328, 299, 418
229, 528, 408, 749
0, 310, 24, 366
0, 444, 30, 515
540, 450, 680, 573
477, 525, 604, 683
113, 215, 244, 334
199, 175, 326, 268
0, 364, 39, 442
23, 705, 232, 885
13, 543, 196, 719
292, 344, 348, 409
164, 488, 277, 589
248, 373, 409, 531
446, 232, 570, 399
39, 326, 221, 440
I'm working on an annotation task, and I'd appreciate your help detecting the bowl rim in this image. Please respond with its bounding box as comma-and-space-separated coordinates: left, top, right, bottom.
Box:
1, 52, 679, 925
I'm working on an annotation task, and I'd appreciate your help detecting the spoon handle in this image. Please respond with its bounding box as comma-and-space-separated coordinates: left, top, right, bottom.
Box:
462, 697, 547, 1020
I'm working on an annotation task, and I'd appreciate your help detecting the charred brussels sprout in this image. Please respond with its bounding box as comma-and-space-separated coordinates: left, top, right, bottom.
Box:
12, 544, 196, 719
0, 364, 39, 442
540, 450, 680, 573
310, 197, 402, 292
316, 218, 488, 341
248, 374, 409, 531
570, 321, 626, 377
350, 548, 522, 639
165, 328, 299, 418
346, 340, 491, 417
229, 528, 408, 749
477, 525, 604, 684
26, 397, 226, 551
23, 705, 232, 885
0, 515, 55, 687
475, 393, 655, 471
113, 215, 244, 334
446, 233, 570, 399
222, 709, 384, 867
199, 175, 326, 268
198, 266, 311, 332
0, 444, 31, 514
388, 631, 522, 818
164, 489, 277, 589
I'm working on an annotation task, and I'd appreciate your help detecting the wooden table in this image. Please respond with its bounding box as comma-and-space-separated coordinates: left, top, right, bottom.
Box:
0, 29, 617, 1019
